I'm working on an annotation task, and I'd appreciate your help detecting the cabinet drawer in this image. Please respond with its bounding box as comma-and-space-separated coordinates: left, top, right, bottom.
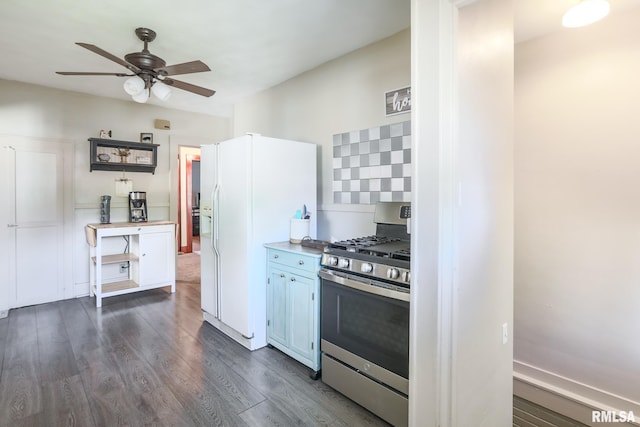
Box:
130, 224, 174, 235
267, 249, 318, 273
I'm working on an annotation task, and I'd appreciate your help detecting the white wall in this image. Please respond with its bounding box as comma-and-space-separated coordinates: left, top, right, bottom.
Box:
232, 29, 410, 240
455, 0, 514, 425
0, 79, 230, 297
515, 7, 640, 420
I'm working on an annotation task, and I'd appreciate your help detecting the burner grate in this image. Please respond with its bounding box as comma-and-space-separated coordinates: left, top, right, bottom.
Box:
328, 236, 410, 262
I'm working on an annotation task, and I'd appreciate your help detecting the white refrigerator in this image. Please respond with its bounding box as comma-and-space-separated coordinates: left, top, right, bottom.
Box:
200, 134, 317, 350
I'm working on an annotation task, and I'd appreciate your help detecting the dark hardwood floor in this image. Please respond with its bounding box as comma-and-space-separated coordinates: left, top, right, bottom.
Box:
0, 253, 389, 427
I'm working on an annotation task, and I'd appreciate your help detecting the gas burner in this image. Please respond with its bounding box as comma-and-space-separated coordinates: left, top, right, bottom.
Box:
392, 247, 410, 262
329, 235, 401, 252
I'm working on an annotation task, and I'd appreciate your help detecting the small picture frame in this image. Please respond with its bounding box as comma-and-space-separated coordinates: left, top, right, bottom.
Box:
140, 132, 153, 144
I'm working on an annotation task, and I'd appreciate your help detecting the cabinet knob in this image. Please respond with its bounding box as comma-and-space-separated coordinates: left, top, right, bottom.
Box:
274, 254, 279, 259
137, 228, 142, 231
290, 277, 296, 282
298, 260, 304, 265
280, 273, 285, 278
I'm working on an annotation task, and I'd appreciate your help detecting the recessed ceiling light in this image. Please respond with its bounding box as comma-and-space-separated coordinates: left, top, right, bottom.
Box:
562, 0, 610, 28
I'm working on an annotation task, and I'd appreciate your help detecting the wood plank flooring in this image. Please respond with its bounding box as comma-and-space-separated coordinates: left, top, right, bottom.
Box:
0, 253, 390, 427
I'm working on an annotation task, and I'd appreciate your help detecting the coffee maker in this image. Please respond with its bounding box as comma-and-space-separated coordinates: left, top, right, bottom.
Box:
128, 191, 148, 222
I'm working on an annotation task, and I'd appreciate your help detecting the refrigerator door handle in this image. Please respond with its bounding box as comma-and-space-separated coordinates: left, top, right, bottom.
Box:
213, 183, 222, 319
208, 187, 215, 252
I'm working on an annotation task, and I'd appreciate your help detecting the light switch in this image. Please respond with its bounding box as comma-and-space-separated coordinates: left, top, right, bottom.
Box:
502, 322, 508, 345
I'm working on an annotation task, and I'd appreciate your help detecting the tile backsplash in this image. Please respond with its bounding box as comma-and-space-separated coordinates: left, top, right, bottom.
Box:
333, 120, 411, 204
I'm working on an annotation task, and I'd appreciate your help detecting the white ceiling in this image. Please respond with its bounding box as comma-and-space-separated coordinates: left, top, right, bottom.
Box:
1, 1, 639, 117
0, 0, 410, 117
515, 0, 640, 43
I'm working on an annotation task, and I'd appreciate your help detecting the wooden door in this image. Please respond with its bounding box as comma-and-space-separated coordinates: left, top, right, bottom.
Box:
2, 138, 66, 308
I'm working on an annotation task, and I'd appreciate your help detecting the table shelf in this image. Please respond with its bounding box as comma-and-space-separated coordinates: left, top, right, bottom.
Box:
86, 221, 176, 307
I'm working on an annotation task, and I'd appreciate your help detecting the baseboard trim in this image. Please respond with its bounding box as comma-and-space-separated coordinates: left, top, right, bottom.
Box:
0, 309, 8, 319
514, 360, 640, 426
202, 310, 266, 351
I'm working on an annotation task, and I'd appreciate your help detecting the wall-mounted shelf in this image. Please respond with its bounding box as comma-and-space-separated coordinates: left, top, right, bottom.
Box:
89, 138, 159, 174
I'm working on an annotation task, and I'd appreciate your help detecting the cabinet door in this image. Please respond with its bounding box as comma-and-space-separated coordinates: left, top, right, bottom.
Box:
288, 273, 315, 360
138, 230, 174, 286
267, 267, 288, 347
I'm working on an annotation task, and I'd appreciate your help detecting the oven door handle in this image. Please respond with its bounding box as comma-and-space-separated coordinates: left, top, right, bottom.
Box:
319, 269, 410, 302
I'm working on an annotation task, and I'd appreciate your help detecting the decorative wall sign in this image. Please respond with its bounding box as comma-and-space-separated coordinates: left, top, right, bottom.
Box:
385, 86, 411, 116
140, 132, 153, 143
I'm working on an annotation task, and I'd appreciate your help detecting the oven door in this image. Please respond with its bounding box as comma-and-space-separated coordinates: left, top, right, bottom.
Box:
319, 269, 410, 394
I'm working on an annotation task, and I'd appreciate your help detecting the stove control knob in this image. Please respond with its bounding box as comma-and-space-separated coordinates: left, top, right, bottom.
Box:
326, 256, 338, 266
387, 268, 400, 280
338, 258, 350, 268
360, 263, 373, 273
403, 271, 411, 283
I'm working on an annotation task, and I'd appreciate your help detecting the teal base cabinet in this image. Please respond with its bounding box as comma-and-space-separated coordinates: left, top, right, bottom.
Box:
265, 242, 322, 379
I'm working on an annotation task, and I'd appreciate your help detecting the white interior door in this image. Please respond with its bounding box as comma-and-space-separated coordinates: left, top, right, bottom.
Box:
4, 140, 65, 308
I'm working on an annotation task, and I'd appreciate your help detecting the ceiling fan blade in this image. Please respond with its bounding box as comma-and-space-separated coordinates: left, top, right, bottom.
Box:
162, 78, 215, 97
76, 42, 140, 73
56, 71, 131, 76
156, 60, 211, 76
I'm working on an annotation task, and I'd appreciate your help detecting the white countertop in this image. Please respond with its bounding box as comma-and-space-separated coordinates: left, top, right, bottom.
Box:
264, 241, 324, 258
87, 220, 176, 230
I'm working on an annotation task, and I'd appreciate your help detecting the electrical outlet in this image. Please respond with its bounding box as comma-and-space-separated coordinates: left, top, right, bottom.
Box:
119, 263, 129, 273
502, 323, 508, 345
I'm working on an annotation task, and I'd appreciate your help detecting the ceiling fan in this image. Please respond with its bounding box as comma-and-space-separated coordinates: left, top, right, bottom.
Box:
56, 27, 215, 103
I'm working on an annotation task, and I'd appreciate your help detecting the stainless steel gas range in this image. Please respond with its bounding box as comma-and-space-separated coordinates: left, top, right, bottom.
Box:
319, 202, 410, 427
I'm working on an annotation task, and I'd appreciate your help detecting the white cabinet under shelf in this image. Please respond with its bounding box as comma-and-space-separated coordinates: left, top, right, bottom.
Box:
85, 221, 176, 307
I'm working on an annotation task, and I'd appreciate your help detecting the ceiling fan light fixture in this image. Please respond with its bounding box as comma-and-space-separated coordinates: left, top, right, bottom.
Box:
562, 0, 610, 28
152, 81, 171, 101
123, 75, 146, 95
131, 89, 150, 103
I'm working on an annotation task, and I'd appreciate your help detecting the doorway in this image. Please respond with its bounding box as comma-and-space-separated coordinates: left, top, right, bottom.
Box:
177, 146, 201, 254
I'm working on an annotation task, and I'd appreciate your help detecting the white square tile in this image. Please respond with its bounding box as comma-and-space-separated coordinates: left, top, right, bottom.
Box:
380, 165, 392, 178
341, 144, 350, 157
332, 180, 342, 191
369, 165, 381, 177
403, 135, 411, 149
392, 178, 404, 191
360, 192, 371, 204
370, 178, 381, 191
369, 127, 380, 140
360, 166, 371, 179
351, 180, 360, 191
350, 156, 360, 168
380, 192, 392, 202
369, 153, 380, 166
341, 192, 351, 203
332, 157, 342, 168
391, 150, 403, 164
403, 164, 411, 177
340, 169, 351, 180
